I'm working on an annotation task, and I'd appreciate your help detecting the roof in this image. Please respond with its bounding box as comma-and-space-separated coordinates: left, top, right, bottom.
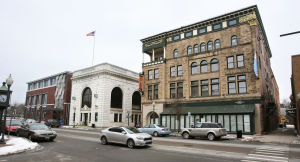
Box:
26, 71, 72, 84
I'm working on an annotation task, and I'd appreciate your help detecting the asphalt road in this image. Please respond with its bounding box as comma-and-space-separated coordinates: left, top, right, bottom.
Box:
1, 128, 300, 162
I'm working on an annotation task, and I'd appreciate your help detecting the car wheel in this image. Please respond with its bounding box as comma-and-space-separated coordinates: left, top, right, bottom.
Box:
153, 131, 158, 137
101, 136, 108, 145
127, 139, 135, 149
182, 132, 190, 139
207, 133, 215, 141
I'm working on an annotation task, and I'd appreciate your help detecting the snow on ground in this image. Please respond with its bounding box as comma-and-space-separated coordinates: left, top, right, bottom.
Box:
286, 125, 295, 129
0, 135, 40, 156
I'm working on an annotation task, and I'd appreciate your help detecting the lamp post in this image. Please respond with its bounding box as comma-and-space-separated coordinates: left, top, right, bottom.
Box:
0, 74, 13, 144
73, 107, 76, 128
152, 101, 155, 124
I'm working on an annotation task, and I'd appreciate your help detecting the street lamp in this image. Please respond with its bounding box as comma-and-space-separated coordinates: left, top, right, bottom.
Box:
152, 101, 155, 124
0, 74, 13, 144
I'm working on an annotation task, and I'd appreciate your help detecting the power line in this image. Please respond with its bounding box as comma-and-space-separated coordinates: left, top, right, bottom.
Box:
280, 31, 300, 37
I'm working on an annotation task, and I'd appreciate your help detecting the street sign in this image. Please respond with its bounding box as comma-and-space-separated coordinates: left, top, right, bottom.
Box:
188, 112, 191, 117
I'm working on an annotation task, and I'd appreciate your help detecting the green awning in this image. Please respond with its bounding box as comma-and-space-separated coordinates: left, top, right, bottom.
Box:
161, 104, 255, 115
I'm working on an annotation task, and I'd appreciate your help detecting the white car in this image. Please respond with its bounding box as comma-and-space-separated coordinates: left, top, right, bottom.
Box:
100, 126, 152, 148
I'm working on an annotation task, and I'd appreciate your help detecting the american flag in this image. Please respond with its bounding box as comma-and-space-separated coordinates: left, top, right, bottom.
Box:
86, 31, 95, 36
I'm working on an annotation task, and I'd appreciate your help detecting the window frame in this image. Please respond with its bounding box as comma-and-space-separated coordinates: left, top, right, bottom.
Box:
211, 78, 220, 96
185, 31, 193, 38
213, 23, 222, 31
228, 18, 238, 27
207, 41, 213, 51
200, 60, 208, 73
177, 65, 183, 76
148, 70, 153, 80
191, 81, 199, 97
214, 39, 221, 49
154, 84, 159, 99
210, 58, 219, 72
170, 83, 176, 99
194, 44, 199, 53
231, 35, 238, 46
237, 54, 244, 68
148, 85, 152, 100
201, 79, 209, 97
228, 76, 236, 94
187, 46, 192, 55
170, 66, 176, 77
154, 69, 159, 79
191, 62, 198, 75
177, 82, 183, 98
238, 75, 247, 94
200, 43, 206, 52
173, 49, 178, 58
173, 35, 180, 41
227, 56, 234, 69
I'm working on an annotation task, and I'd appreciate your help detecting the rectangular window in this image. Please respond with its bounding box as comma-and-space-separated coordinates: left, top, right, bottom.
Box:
154, 84, 158, 99
237, 54, 244, 68
185, 31, 192, 38
95, 112, 98, 122
42, 93, 47, 105
228, 19, 237, 26
37, 94, 41, 106
211, 79, 219, 96
32, 95, 36, 106
114, 113, 118, 122
224, 115, 230, 131
44, 79, 49, 87
154, 69, 159, 79
173, 35, 180, 41
148, 70, 153, 80
50, 78, 56, 85
213, 23, 222, 30
170, 66, 176, 77
244, 115, 250, 132
148, 85, 152, 100
238, 75, 247, 94
227, 56, 234, 69
170, 83, 176, 98
191, 81, 199, 97
177, 65, 182, 76
119, 114, 122, 122
198, 27, 206, 34
237, 115, 243, 131
230, 115, 236, 132
201, 80, 209, 96
228, 82, 236, 94
177, 82, 183, 98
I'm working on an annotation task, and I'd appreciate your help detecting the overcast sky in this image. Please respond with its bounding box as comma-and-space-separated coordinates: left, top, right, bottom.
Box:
0, 0, 299, 104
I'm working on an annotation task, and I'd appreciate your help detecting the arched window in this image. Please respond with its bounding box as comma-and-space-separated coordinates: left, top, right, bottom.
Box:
173, 49, 178, 58
187, 46, 192, 55
200, 43, 206, 52
191, 62, 198, 74
132, 91, 141, 110
215, 39, 220, 49
207, 41, 213, 51
111, 87, 123, 108
200, 60, 208, 73
194, 44, 199, 53
231, 35, 238, 46
82, 87, 92, 108
210, 58, 219, 72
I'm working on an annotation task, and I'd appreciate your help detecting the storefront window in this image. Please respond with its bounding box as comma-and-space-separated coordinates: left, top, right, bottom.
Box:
166, 116, 170, 128
200, 115, 205, 122
212, 115, 216, 123
171, 115, 175, 130
237, 115, 243, 131
224, 115, 230, 131
162, 116, 167, 127
218, 115, 223, 127
244, 115, 250, 132
206, 115, 211, 122
230, 115, 236, 132
185, 116, 189, 128
180, 115, 185, 129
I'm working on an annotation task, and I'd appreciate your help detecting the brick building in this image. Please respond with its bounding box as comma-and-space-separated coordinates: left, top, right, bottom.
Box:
291, 54, 300, 135
25, 71, 72, 124
140, 5, 279, 134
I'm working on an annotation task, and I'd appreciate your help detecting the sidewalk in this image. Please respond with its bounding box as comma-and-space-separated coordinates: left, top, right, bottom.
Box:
0, 135, 41, 156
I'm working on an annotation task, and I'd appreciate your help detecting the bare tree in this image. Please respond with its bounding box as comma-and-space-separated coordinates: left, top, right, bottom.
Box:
7, 103, 25, 118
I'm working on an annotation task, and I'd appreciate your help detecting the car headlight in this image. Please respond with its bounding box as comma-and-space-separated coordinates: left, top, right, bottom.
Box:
136, 136, 143, 140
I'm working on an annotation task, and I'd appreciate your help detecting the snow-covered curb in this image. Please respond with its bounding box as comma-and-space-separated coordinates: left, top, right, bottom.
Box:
0, 136, 41, 156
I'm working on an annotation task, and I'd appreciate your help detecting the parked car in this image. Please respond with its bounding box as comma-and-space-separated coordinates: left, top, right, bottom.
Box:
5, 119, 22, 134
100, 126, 152, 148
181, 122, 227, 141
25, 119, 36, 125
16, 123, 57, 142
45, 119, 60, 128
138, 124, 171, 137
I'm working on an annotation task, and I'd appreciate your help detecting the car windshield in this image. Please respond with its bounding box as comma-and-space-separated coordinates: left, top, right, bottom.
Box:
124, 127, 142, 134
6, 120, 22, 126
29, 124, 50, 130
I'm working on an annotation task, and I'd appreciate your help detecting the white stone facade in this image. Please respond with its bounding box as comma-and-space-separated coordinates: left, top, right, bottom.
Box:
69, 63, 141, 128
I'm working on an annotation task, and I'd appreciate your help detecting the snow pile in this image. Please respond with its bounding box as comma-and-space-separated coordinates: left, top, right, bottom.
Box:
286, 125, 295, 129
0, 136, 40, 156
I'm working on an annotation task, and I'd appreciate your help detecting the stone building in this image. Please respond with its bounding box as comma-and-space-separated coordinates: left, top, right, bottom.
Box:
69, 63, 141, 128
291, 54, 300, 135
140, 5, 279, 134
25, 71, 72, 124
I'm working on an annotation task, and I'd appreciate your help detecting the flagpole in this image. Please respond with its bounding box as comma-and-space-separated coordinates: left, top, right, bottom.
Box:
92, 32, 96, 66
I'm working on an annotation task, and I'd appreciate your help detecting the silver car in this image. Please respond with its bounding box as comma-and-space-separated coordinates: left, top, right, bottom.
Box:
138, 124, 171, 137
181, 122, 227, 141
100, 126, 152, 148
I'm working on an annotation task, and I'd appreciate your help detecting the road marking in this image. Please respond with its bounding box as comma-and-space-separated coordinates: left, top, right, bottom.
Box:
247, 154, 288, 160
246, 156, 288, 162
240, 160, 260, 162
255, 151, 285, 156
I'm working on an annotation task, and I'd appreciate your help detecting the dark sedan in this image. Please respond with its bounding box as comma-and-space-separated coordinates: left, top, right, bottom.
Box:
45, 119, 60, 128
16, 123, 57, 142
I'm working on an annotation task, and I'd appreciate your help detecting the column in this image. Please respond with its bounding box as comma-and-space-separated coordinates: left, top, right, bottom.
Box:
142, 52, 144, 64
163, 46, 166, 59
152, 49, 155, 61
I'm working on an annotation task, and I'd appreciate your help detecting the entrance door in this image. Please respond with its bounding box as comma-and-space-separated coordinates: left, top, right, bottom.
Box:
84, 113, 88, 125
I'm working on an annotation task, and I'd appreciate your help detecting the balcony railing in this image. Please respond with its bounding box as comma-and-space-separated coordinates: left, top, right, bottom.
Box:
142, 59, 166, 67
